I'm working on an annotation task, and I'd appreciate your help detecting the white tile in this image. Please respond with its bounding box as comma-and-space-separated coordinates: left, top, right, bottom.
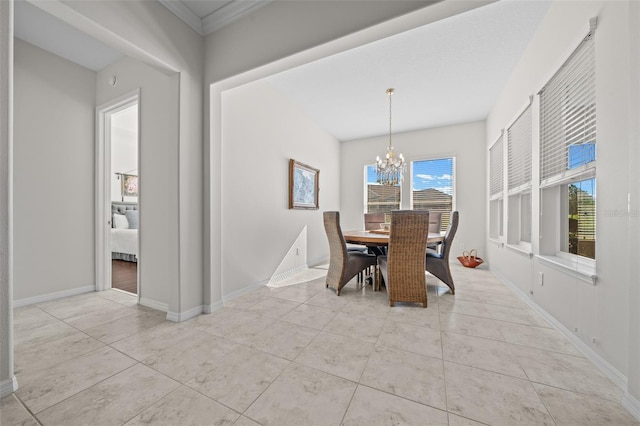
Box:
444, 362, 555, 425
342, 385, 448, 425
360, 345, 447, 410
37, 363, 180, 425
295, 331, 374, 382
124, 386, 240, 426
378, 320, 442, 359
245, 363, 356, 426
533, 383, 639, 426
186, 344, 289, 412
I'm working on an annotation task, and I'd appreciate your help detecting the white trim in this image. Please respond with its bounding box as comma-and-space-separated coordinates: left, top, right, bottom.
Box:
623, 392, 640, 422
222, 280, 268, 304
268, 265, 308, 285
308, 256, 329, 269
13, 285, 94, 308
0, 0, 14, 399
202, 1, 272, 35
202, 300, 224, 315
488, 237, 504, 248
539, 162, 596, 189
505, 243, 533, 258
166, 305, 202, 323
0, 376, 18, 398
507, 183, 532, 196
158, 0, 203, 35
535, 254, 597, 285
535, 18, 598, 96
139, 297, 168, 313
95, 90, 140, 295
491, 268, 627, 392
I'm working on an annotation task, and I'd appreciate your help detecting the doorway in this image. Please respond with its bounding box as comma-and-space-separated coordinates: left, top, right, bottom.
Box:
96, 91, 140, 296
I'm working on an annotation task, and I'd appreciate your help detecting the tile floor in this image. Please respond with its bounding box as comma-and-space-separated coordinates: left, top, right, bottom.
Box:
2, 264, 639, 425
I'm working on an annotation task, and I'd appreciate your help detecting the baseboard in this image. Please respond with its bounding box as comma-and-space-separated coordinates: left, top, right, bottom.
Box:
269, 265, 308, 284
139, 297, 168, 313
202, 300, 224, 314
623, 392, 640, 422
222, 280, 267, 304
491, 268, 628, 391
13, 285, 94, 307
166, 305, 203, 323
308, 256, 329, 268
0, 376, 18, 397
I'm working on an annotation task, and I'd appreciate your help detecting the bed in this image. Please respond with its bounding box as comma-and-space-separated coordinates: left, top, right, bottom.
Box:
111, 202, 138, 262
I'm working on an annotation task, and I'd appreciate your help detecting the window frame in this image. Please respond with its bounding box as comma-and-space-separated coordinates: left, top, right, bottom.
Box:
488, 135, 504, 240
538, 26, 596, 265
363, 164, 401, 215
409, 156, 456, 233
506, 103, 533, 250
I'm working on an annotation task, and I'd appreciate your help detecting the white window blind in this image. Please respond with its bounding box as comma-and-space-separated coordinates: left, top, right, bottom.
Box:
489, 136, 504, 198
507, 105, 532, 191
365, 165, 400, 213
540, 32, 596, 186
412, 158, 454, 231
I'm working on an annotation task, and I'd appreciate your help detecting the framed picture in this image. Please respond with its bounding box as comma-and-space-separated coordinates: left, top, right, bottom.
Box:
121, 174, 138, 197
289, 159, 319, 210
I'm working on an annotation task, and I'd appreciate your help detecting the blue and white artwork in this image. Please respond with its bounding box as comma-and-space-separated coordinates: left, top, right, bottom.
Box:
290, 159, 319, 209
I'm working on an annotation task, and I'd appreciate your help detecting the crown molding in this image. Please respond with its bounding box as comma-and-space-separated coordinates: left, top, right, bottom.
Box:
158, 0, 204, 36
202, 0, 271, 35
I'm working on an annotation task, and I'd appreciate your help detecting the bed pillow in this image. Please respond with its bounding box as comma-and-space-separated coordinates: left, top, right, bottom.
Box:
125, 209, 139, 229
113, 213, 129, 229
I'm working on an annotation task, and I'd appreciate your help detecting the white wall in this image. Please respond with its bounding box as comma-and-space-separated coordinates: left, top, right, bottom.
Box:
340, 121, 486, 255
0, 0, 15, 397
45, 0, 205, 319
97, 56, 179, 311
34, 0, 204, 319
110, 126, 137, 203
627, 0, 640, 407
13, 39, 96, 301
206, 1, 436, 83
221, 80, 340, 297
203, 0, 493, 309
485, 0, 639, 405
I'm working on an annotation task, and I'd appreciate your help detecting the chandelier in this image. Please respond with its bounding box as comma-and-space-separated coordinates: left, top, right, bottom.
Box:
376, 88, 405, 186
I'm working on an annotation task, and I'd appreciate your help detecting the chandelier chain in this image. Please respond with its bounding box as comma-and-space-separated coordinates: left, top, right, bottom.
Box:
388, 88, 393, 149
375, 87, 405, 186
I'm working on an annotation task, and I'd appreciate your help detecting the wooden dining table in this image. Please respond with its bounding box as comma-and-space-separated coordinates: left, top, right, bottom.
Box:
343, 230, 444, 291
343, 230, 444, 247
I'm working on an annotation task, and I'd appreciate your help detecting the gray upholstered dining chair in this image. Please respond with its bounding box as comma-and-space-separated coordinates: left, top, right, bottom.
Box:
427, 211, 442, 251
426, 210, 459, 294
377, 210, 430, 307
323, 211, 377, 296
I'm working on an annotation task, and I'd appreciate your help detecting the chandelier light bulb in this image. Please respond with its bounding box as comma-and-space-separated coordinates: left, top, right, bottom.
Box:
375, 87, 405, 186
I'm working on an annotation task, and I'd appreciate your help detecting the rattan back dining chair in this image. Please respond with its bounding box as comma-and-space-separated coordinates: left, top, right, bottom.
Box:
364, 213, 386, 230
323, 211, 377, 296
377, 210, 430, 307
426, 210, 459, 294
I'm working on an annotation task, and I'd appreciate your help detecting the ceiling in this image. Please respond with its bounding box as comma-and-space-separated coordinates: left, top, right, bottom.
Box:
158, 0, 271, 35
13, 0, 551, 142
266, 0, 550, 141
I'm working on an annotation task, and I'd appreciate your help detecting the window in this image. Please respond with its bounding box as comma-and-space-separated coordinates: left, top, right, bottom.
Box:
507, 105, 532, 245
540, 30, 596, 260
565, 178, 596, 259
411, 158, 454, 232
489, 135, 504, 238
365, 164, 400, 213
